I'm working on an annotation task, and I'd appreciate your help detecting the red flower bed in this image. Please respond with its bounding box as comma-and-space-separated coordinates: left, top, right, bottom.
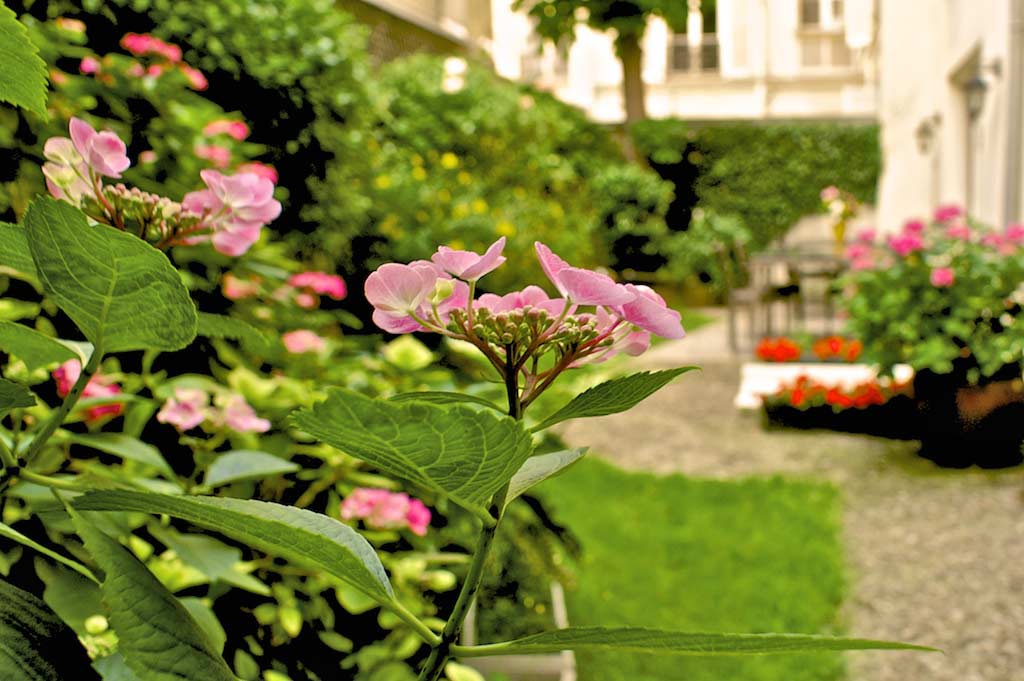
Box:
756, 336, 863, 363
766, 375, 913, 412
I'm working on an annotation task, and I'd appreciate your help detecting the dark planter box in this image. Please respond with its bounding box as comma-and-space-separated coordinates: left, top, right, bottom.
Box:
763, 396, 919, 440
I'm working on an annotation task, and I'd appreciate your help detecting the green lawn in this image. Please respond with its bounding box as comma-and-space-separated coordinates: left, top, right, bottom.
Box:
536, 458, 848, 681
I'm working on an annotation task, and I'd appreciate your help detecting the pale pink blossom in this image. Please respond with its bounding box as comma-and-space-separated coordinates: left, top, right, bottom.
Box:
930, 267, 955, 287
216, 394, 270, 433
534, 242, 633, 306
820, 186, 840, 202
202, 119, 250, 141
854, 227, 876, 243
126, 62, 145, 78
53, 360, 124, 422
236, 162, 278, 184
618, 284, 685, 339
180, 65, 208, 91
287, 272, 347, 299
222, 273, 261, 300
365, 262, 441, 317
69, 117, 130, 178
431, 237, 506, 281
181, 170, 282, 256
945, 223, 972, 240
138, 150, 157, 164
475, 285, 550, 314
282, 329, 327, 354
195, 144, 231, 168
156, 388, 209, 431
295, 292, 317, 309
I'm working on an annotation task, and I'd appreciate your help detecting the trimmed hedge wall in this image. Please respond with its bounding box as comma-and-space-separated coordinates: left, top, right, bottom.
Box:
632, 119, 882, 248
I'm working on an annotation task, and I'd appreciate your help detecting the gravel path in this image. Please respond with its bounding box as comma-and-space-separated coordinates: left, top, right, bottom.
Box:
559, 313, 1024, 681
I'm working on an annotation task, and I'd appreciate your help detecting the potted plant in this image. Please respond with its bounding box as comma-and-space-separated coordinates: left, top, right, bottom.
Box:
839, 208, 1024, 466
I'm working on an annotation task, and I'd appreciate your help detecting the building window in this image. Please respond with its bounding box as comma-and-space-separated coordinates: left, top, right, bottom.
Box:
798, 0, 850, 69
668, 3, 719, 75
800, 0, 843, 29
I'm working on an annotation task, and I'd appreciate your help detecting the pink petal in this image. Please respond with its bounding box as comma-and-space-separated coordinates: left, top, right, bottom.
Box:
555, 269, 634, 306
619, 284, 685, 339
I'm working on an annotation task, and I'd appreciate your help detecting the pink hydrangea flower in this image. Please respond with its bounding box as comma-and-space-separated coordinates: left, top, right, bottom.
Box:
79, 56, 101, 74
195, 144, 231, 168
282, 329, 327, 354
156, 388, 209, 431
888, 232, 925, 257
476, 285, 551, 314
222, 273, 261, 300
617, 284, 685, 339
933, 204, 963, 222
1005, 223, 1024, 245
120, 33, 182, 62
181, 170, 282, 256
69, 117, 130, 178
365, 262, 442, 316
236, 162, 278, 184
53, 359, 124, 422
42, 137, 91, 204
202, 119, 250, 141
903, 219, 926, 234
287, 272, 347, 299
431, 237, 507, 281
930, 267, 955, 287
853, 227, 876, 243
215, 394, 270, 433
340, 488, 431, 536
535, 242, 634, 306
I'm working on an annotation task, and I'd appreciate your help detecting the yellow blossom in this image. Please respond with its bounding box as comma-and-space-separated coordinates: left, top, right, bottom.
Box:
373, 175, 392, 189
496, 220, 516, 237
440, 152, 459, 169
412, 166, 427, 181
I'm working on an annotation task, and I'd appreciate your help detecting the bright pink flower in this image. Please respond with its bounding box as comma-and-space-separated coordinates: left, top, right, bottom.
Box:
844, 243, 872, 261
1005, 223, 1024, 245
933, 204, 963, 222
222, 273, 260, 300
930, 267, 955, 287
79, 56, 101, 74
180, 65, 208, 90
364, 262, 440, 316
340, 488, 431, 535
156, 388, 209, 431
287, 272, 347, 299
903, 219, 926, 234
69, 117, 130, 178
618, 284, 685, 339
203, 119, 250, 141
850, 257, 875, 272
534, 242, 633, 306
53, 359, 124, 422
195, 144, 231, 168
120, 33, 181, 62
282, 329, 327, 354
945, 223, 972, 240
888, 232, 924, 257
145, 64, 166, 78
236, 162, 278, 184
405, 499, 432, 536
217, 394, 270, 433
431, 237, 506, 281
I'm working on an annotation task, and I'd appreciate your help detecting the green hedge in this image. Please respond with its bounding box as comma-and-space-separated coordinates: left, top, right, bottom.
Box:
632, 120, 881, 249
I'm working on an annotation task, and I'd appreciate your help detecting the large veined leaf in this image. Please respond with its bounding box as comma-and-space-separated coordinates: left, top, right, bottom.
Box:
0, 222, 36, 277
504, 448, 586, 508
71, 513, 235, 681
0, 321, 78, 371
0, 578, 100, 680
0, 521, 98, 583
196, 313, 269, 352
0, 378, 35, 418
292, 387, 534, 520
203, 450, 299, 488
0, 4, 48, 117
532, 368, 697, 432
388, 391, 501, 412
149, 527, 269, 596
453, 627, 936, 657
73, 490, 395, 604
23, 198, 198, 354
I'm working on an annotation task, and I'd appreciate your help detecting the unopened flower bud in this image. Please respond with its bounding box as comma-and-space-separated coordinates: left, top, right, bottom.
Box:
430, 279, 455, 304
84, 615, 109, 635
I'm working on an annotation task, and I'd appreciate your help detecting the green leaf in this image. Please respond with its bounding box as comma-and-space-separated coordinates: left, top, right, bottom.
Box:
150, 528, 269, 596
70, 511, 237, 681
73, 490, 395, 604
0, 4, 48, 117
532, 368, 697, 432
64, 433, 176, 481
0, 521, 98, 583
455, 627, 937, 657
179, 598, 226, 654
196, 313, 269, 352
292, 387, 534, 520
0, 222, 36, 277
388, 391, 501, 411
505, 448, 586, 507
0, 321, 79, 371
23, 198, 198, 354
203, 450, 299, 488
0, 578, 100, 680
0, 378, 35, 418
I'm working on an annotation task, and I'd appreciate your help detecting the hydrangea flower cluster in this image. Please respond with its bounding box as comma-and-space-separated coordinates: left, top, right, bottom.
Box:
53, 360, 124, 422
77, 32, 207, 91
156, 387, 270, 434
340, 487, 431, 537
364, 238, 684, 408
43, 118, 281, 256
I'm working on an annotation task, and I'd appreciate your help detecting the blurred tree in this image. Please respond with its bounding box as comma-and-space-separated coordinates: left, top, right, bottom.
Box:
512, 0, 690, 134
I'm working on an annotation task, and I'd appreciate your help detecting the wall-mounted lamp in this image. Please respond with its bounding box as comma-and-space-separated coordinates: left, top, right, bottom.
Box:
965, 74, 989, 120
915, 113, 941, 153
